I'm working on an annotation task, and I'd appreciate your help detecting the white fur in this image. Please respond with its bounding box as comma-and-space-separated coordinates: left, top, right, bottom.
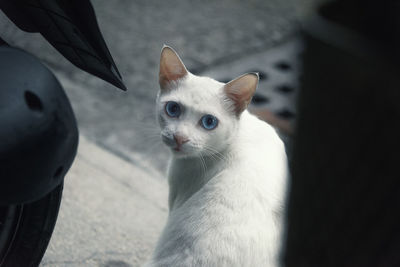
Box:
145, 72, 288, 267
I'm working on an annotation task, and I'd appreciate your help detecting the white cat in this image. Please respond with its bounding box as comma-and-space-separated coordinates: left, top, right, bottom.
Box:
145, 46, 288, 267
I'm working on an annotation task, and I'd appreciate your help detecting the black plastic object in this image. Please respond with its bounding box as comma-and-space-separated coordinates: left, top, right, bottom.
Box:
0, 37, 8, 46
0, 184, 63, 266
284, 1, 400, 266
0, 46, 78, 205
0, 0, 127, 91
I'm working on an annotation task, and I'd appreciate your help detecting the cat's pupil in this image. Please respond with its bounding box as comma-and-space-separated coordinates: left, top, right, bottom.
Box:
201, 114, 218, 130
165, 101, 181, 117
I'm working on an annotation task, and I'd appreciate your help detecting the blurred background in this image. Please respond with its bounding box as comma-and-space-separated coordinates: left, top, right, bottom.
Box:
0, 0, 321, 266
0, 0, 318, 174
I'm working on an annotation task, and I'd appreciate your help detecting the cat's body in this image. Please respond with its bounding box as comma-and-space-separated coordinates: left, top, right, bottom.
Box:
145, 46, 287, 267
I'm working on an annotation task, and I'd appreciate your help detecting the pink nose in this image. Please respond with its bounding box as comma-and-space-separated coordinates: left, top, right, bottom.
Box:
174, 134, 189, 146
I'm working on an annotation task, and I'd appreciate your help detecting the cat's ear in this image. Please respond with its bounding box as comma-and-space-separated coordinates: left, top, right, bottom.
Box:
159, 45, 188, 90
224, 73, 259, 115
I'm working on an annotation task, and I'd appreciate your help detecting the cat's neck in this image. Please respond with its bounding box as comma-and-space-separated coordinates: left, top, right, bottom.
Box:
168, 149, 230, 211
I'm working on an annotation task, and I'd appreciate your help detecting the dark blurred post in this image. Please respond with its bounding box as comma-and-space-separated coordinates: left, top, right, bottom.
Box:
283, 0, 400, 266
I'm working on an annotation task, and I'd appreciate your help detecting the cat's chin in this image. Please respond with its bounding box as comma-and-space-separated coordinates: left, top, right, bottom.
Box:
169, 147, 199, 159
171, 149, 190, 158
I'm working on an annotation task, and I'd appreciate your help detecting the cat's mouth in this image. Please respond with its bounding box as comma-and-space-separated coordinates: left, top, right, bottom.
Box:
171, 144, 195, 156
172, 144, 189, 154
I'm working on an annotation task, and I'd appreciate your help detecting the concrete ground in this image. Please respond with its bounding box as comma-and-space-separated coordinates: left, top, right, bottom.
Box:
41, 136, 168, 267
0, 0, 321, 266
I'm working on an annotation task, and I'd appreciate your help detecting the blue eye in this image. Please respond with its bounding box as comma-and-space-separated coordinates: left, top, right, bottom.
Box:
165, 101, 181, 117
201, 115, 218, 130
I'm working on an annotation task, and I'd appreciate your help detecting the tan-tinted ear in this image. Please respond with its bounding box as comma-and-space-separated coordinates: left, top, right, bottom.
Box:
224, 73, 259, 115
159, 45, 188, 90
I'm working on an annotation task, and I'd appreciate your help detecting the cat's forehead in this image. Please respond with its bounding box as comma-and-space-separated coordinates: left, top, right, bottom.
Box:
159, 74, 226, 113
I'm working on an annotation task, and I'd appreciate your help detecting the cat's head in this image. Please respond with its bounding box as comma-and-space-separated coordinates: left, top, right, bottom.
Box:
157, 45, 258, 158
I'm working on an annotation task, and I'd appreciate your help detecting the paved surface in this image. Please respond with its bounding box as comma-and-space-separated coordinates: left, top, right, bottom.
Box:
41, 136, 168, 267
0, 0, 321, 266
